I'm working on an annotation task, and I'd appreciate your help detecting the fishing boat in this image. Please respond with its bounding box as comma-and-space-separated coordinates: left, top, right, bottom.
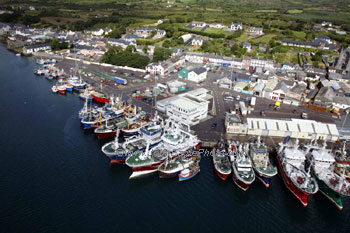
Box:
69, 74, 86, 90
231, 144, 255, 191
178, 161, 200, 181
334, 143, 350, 180
94, 117, 127, 140
158, 154, 201, 179
249, 137, 277, 188
277, 138, 318, 207
102, 118, 163, 164
212, 139, 231, 181
306, 141, 350, 210
126, 143, 169, 178
81, 110, 118, 130
122, 106, 148, 137
161, 118, 201, 155
91, 86, 110, 103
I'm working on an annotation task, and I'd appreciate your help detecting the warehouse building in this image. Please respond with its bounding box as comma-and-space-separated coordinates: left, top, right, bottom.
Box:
227, 117, 339, 141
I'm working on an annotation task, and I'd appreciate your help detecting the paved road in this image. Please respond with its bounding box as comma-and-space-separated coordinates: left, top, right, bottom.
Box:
56, 59, 344, 141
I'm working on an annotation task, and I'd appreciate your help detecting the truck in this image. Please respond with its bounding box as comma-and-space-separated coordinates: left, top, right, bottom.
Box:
239, 101, 247, 115
250, 97, 256, 107
113, 76, 127, 85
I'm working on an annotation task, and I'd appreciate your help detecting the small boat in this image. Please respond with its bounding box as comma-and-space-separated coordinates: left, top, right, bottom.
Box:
178, 162, 200, 181
51, 85, 58, 93
65, 83, 73, 92
16, 53, 21, 56
91, 91, 109, 103
57, 85, 66, 95
79, 89, 94, 101
158, 154, 201, 179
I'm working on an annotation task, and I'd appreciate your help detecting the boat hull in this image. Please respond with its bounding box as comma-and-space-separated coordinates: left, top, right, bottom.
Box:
232, 171, 252, 191
277, 155, 308, 207
92, 94, 110, 103
314, 174, 343, 210
95, 131, 116, 140
179, 169, 200, 181
255, 172, 271, 188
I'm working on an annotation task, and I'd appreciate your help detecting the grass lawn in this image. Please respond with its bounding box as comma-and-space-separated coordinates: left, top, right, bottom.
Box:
193, 27, 203, 31
288, 9, 303, 14
204, 28, 226, 34
236, 33, 249, 42
250, 33, 277, 44
292, 30, 306, 40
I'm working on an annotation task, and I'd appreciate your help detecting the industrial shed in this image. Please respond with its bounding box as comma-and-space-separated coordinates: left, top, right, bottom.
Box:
241, 118, 339, 141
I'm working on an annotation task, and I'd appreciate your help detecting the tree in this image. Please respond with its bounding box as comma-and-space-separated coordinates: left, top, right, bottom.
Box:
108, 26, 126, 39
101, 46, 150, 69
51, 39, 69, 51
143, 45, 149, 54
152, 48, 171, 62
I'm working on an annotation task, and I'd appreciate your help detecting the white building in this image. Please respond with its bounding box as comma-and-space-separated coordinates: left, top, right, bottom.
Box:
166, 89, 210, 126
248, 27, 263, 35
23, 43, 51, 54
191, 21, 206, 28
229, 23, 243, 31
209, 23, 225, 29
179, 66, 207, 83
241, 118, 339, 141
92, 28, 104, 36
145, 62, 169, 76
225, 113, 247, 135
191, 37, 203, 47
181, 34, 193, 43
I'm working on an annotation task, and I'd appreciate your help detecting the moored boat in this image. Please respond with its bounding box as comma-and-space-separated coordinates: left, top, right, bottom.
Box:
126, 143, 169, 178
178, 161, 200, 181
158, 154, 201, 179
277, 139, 318, 207
212, 139, 231, 181
249, 137, 277, 188
306, 141, 350, 210
231, 144, 255, 191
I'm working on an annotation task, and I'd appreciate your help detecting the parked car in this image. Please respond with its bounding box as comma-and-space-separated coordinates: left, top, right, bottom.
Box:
146, 98, 153, 103
301, 111, 308, 119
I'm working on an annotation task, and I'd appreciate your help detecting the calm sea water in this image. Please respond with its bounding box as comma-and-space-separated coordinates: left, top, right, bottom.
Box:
0, 44, 349, 233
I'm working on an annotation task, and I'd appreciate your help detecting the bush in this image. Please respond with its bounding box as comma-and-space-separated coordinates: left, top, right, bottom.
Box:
101, 46, 150, 69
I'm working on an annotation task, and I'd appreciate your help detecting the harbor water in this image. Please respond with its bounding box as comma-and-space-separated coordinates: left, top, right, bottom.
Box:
0, 44, 349, 233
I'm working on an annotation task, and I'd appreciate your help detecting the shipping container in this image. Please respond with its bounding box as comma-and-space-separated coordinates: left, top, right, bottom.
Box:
113, 76, 127, 85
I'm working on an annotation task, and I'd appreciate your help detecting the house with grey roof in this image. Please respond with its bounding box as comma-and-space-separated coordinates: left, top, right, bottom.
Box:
270, 81, 290, 102
179, 66, 207, 83
314, 87, 335, 107
108, 38, 135, 49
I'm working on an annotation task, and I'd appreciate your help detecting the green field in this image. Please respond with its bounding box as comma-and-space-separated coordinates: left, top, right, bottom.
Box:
204, 27, 226, 34
236, 33, 249, 42
288, 9, 303, 14
250, 33, 277, 44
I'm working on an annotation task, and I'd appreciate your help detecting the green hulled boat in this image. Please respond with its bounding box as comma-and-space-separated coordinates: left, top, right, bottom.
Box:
307, 142, 350, 210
